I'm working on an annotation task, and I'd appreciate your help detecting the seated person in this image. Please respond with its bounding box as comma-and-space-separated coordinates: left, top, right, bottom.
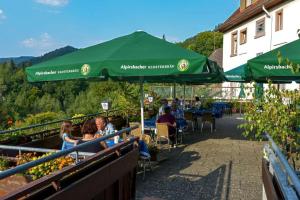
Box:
171, 102, 183, 119
77, 119, 107, 153
61, 120, 78, 150
158, 99, 168, 117
194, 96, 201, 108
95, 116, 115, 136
157, 106, 176, 146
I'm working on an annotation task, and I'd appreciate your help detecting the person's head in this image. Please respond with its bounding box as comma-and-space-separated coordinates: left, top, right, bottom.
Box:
171, 102, 177, 110
161, 99, 168, 105
60, 120, 72, 136
95, 116, 107, 131
195, 96, 200, 101
163, 106, 171, 114
82, 119, 98, 136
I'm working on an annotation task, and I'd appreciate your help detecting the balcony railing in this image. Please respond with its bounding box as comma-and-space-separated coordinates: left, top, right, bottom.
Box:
263, 133, 300, 200
0, 110, 119, 144
0, 126, 139, 200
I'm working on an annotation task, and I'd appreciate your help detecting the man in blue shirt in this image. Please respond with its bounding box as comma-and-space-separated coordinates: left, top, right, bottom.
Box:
95, 116, 115, 136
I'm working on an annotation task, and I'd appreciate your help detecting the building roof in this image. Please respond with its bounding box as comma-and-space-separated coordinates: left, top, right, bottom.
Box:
209, 48, 223, 68
218, 0, 286, 33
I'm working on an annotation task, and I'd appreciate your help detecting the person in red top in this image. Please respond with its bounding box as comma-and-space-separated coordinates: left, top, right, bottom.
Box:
157, 106, 176, 146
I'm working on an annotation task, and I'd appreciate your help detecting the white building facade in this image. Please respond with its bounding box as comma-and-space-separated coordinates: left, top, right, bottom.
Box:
219, 0, 300, 94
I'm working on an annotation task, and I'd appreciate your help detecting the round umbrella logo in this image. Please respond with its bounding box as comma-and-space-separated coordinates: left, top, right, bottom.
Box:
177, 59, 189, 72
81, 64, 91, 75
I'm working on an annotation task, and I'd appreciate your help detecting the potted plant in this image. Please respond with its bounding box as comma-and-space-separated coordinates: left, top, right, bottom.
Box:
148, 144, 159, 161
0, 157, 10, 171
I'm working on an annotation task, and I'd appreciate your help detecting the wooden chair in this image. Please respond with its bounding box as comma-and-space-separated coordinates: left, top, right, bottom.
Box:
141, 134, 152, 145
184, 112, 195, 132
129, 122, 141, 138
156, 123, 171, 151
201, 112, 215, 133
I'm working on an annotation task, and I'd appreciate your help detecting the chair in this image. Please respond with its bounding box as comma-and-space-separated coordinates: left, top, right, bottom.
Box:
156, 123, 171, 151
141, 134, 152, 145
201, 112, 215, 133
129, 122, 142, 138
184, 112, 195, 132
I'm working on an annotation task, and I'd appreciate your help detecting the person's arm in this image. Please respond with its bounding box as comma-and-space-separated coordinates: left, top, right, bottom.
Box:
95, 134, 108, 149
170, 117, 176, 127
100, 141, 108, 149
64, 135, 78, 144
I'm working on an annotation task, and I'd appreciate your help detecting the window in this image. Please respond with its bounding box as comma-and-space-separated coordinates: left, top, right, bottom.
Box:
246, 0, 253, 7
241, 0, 254, 10
275, 9, 283, 32
255, 18, 265, 38
240, 28, 247, 45
231, 31, 238, 56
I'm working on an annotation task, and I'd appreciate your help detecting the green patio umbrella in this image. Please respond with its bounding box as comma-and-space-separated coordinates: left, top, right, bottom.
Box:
26, 31, 223, 132
247, 39, 300, 82
26, 31, 222, 83
224, 64, 248, 82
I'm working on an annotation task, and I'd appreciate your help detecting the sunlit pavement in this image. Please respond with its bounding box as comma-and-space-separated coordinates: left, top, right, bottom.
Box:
136, 114, 263, 200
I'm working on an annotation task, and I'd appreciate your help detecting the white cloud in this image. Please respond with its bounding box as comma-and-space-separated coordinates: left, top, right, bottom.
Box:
35, 0, 69, 7
0, 9, 6, 20
21, 33, 60, 54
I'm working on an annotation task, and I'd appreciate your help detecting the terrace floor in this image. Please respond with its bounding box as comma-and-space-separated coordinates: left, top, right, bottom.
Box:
136, 114, 264, 200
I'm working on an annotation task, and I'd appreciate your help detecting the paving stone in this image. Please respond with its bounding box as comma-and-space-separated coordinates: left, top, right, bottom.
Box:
136, 114, 263, 200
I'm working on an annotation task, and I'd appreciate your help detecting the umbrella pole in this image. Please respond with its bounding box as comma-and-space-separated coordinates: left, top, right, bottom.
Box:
183, 84, 186, 109
140, 81, 145, 134
173, 83, 176, 99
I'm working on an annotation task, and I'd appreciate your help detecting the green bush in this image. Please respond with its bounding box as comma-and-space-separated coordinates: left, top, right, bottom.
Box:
239, 82, 299, 168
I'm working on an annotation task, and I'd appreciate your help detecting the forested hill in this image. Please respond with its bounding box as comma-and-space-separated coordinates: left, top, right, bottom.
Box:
0, 31, 223, 130
0, 56, 34, 65
178, 31, 223, 57
0, 46, 78, 67
30, 46, 78, 65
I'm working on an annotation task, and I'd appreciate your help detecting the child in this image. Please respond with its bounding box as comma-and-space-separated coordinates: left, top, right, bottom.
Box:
60, 120, 78, 150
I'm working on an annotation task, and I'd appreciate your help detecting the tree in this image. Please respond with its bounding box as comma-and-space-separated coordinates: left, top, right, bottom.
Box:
179, 31, 223, 57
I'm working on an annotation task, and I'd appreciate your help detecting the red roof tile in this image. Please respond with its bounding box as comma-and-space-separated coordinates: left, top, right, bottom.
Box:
218, 0, 286, 32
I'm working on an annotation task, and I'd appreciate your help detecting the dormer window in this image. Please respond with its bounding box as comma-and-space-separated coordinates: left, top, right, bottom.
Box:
246, 0, 253, 7
240, 0, 255, 10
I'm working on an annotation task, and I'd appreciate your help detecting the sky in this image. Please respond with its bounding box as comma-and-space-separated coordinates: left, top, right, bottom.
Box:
0, 0, 239, 57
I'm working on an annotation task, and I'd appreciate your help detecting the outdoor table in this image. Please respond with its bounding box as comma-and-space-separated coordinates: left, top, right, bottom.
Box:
188, 108, 223, 118
107, 138, 150, 158
105, 137, 124, 148
144, 118, 188, 129
144, 117, 187, 145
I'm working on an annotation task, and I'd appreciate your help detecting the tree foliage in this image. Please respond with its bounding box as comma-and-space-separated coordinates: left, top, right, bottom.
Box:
240, 82, 299, 167
179, 31, 223, 57
0, 30, 221, 130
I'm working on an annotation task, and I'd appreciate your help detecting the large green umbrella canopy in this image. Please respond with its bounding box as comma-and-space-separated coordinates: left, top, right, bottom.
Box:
224, 64, 248, 82
247, 39, 300, 82
26, 31, 223, 133
26, 31, 222, 83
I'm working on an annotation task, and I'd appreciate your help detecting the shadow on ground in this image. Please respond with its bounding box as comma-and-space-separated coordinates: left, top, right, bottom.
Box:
136, 114, 263, 200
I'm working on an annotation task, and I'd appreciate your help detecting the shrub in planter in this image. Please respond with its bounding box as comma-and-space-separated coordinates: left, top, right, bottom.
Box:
17, 153, 74, 180
0, 157, 10, 171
